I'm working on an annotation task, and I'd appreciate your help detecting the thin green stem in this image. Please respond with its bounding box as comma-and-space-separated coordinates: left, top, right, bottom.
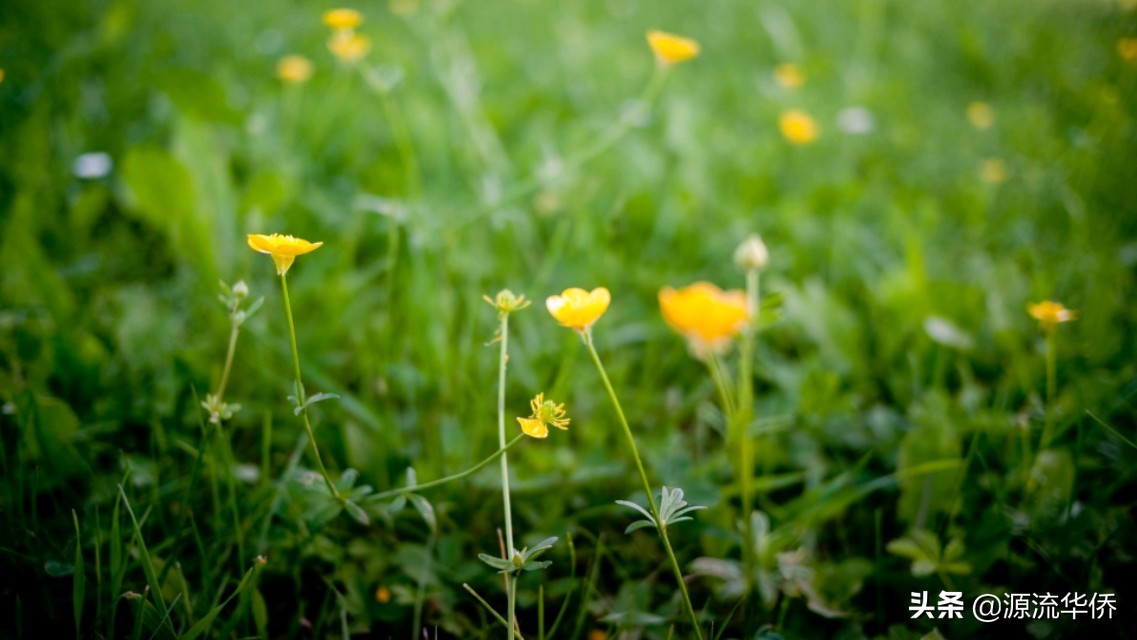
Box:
498, 313, 517, 638
215, 322, 240, 402
463, 584, 525, 640
1041, 329, 1057, 449
583, 331, 703, 640
280, 273, 339, 499
367, 434, 526, 502
706, 354, 736, 423
736, 269, 760, 596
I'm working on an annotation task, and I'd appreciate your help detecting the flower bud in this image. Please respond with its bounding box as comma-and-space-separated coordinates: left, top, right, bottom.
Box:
483, 289, 531, 316
734, 234, 769, 271
232, 280, 249, 299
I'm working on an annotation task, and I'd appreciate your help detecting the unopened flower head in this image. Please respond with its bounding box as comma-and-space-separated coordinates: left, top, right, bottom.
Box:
277, 55, 313, 83
247, 233, 323, 276
779, 109, 818, 144
659, 282, 750, 357
647, 30, 700, 67
328, 31, 370, 63
483, 289, 531, 317
516, 392, 570, 439
1028, 300, 1077, 331
232, 280, 250, 299
774, 63, 805, 88
967, 101, 995, 130
323, 8, 363, 30
734, 234, 769, 271
546, 287, 611, 333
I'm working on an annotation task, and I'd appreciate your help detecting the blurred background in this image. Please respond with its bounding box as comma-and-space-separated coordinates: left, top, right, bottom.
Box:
2, 0, 1136, 637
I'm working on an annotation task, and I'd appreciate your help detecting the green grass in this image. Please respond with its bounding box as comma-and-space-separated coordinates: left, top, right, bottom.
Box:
2, 0, 1136, 637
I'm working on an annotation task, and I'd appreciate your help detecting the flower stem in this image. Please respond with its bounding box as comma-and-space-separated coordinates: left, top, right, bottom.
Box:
280, 273, 339, 499
367, 434, 526, 502
737, 268, 760, 596
497, 313, 517, 638
583, 331, 703, 640
1041, 328, 1057, 449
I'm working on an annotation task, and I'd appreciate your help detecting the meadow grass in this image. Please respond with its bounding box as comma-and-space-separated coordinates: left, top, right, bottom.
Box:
1, 0, 1136, 637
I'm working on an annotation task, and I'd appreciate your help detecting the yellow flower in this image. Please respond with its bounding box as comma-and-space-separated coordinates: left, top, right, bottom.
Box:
0, 68, 5, 84
967, 101, 995, 130
247, 233, 324, 276
328, 31, 371, 63
980, 158, 1007, 184
276, 55, 313, 84
659, 282, 750, 356
774, 63, 805, 88
375, 586, 391, 603
546, 287, 611, 332
646, 30, 700, 67
323, 8, 363, 30
516, 393, 570, 439
1119, 38, 1137, 62
1028, 300, 1077, 331
779, 109, 818, 144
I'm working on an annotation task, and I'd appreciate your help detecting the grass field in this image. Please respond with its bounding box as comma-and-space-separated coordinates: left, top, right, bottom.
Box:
2, 0, 1136, 637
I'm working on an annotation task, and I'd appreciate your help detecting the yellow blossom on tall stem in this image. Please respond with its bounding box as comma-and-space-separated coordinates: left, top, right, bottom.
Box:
659, 282, 750, 357
247, 233, 323, 276
323, 8, 363, 30
1027, 300, 1076, 451
548, 285, 704, 638
780, 109, 818, 144
277, 55, 313, 84
546, 287, 611, 333
647, 30, 700, 67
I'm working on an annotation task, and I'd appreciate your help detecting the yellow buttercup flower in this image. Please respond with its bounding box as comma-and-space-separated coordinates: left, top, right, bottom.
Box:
247, 233, 323, 276
277, 55, 313, 84
779, 109, 818, 144
967, 101, 995, 130
323, 8, 363, 30
375, 586, 391, 603
659, 282, 750, 356
1028, 300, 1076, 331
546, 287, 611, 333
774, 63, 805, 88
516, 393, 570, 439
646, 30, 700, 67
328, 31, 371, 63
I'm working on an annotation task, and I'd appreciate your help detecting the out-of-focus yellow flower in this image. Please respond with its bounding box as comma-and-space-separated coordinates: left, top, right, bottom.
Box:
516, 392, 570, 439
328, 31, 371, 63
323, 8, 363, 30
587, 631, 606, 640
646, 30, 700, 67
659, 282, 750, 356
1119, 38, 1137, 61
980, 158, 1007, 184
1028, 301, 1076, 331
247, 233, 323, 276
389, 0, 420, 16
774, 63, 805, 88
277, 55, 313, 84
779, 109, 818, 144
0, 68, 5, 84
375, 586, 391, 603
967, 101, 995, 130
546, 287, 611, 333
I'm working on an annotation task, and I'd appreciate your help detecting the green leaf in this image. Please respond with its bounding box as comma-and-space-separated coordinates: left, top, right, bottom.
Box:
156, 68, 242, 124
408, 494, 436, 532
343, 500, 370, 526
477, 554, 514, 572
118, 485, 174, 637
181, 561, 261, 640
624, 520, 656, 534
